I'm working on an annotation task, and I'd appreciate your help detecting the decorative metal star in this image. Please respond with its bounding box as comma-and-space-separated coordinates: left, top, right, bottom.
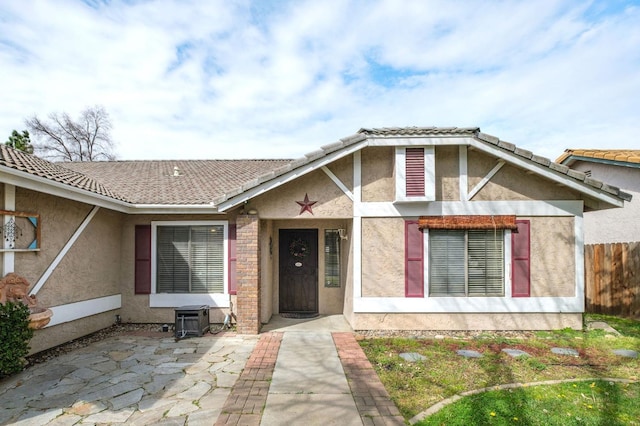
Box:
296, 193, 317, 215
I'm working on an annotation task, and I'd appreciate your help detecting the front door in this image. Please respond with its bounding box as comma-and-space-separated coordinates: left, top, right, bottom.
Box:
279, 229, 318, 313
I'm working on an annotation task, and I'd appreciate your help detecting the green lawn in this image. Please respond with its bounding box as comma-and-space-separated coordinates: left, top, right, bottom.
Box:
359, 314, 639, 424
420, 380, 640, 425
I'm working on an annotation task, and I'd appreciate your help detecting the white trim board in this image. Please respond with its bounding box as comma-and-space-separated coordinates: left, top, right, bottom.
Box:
31, 206, 100, 296
3, 183, 16, 274
356, 200, 584, 218
468, 160, 505, 200
150, 293, 230, 308
353, 150, 363, 299
321, 166, 354, 201
353, 296, 583, 313
394, 146, 435, 202
218, 140, 368, 211
46, 294, 121, 327
459, 146, 468, 201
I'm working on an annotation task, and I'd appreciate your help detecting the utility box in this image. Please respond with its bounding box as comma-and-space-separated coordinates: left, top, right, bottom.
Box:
174, 305, 210, 338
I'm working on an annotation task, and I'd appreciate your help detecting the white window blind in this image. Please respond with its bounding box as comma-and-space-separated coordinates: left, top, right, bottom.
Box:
468, 230, 504, 296
157, 225, 224, 293
429, 229, 504, 297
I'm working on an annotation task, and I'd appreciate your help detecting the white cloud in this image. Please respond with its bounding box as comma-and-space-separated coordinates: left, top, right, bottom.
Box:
0, 0, 638, 162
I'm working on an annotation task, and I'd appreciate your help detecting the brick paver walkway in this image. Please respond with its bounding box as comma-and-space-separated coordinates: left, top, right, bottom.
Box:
333, 332, 405, 425
216, 332, 283, 426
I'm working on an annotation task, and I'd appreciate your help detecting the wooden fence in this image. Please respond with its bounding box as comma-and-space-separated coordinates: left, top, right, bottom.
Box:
584, 242, 640, 318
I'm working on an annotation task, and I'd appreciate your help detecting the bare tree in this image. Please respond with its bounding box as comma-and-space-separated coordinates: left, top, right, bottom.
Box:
25, 105, 116, 161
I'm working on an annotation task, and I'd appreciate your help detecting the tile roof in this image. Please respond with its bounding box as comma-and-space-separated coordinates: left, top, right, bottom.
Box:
556, 149, 640, 166
0, 128, 632, 206
358, 126, 480, 137
0, 145, 127, 201
62, 159, 291, 205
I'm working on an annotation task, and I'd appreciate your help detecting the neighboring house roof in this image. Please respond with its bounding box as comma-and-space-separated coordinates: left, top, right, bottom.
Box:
0, 127, 632, 210
62, 159, 291, 205
557, 149, 640, 168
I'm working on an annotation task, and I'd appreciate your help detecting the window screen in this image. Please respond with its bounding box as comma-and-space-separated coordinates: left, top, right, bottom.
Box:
157, 225, 224, 293
429, 229, 504, 296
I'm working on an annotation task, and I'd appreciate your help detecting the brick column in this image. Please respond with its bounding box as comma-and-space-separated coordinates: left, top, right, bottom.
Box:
236, 214, 261, 334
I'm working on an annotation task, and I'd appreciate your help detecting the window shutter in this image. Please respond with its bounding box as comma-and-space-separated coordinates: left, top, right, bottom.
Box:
405, 148, 425, 196
405, 220, 424, 297
135, 225, 151, 294
229, 224, 237, 295
511, 220, 530, 297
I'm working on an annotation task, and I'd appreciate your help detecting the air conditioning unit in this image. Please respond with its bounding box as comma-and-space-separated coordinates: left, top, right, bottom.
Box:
174, 305, 210, 339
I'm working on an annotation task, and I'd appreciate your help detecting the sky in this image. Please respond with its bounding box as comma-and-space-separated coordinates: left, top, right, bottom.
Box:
1, 0, 639, 161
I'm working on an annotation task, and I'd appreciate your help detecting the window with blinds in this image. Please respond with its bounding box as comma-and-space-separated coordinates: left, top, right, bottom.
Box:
429, 229, 504, 296
156, 225, 225, 293
324, 229, 341, 287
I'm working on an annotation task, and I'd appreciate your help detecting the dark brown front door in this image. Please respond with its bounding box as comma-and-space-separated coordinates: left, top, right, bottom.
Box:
279, 229, 318, 313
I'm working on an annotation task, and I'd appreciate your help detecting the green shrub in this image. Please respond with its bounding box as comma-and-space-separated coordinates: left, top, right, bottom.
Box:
0, 301, 34, 377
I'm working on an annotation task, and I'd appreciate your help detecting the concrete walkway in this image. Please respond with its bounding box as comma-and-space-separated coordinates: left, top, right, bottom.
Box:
262, 331, 361, 425
217, 316, 404, 425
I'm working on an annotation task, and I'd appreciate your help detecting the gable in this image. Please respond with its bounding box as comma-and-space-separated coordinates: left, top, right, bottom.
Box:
468, 150, 581, 201
249, 167, 354, 219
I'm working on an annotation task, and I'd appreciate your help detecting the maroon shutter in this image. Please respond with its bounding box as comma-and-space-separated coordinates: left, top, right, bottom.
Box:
405, 220, 424, 297
135, 225, 151, 295
228, 224, 237, 295
511, 220, 530, 297
405, 148, 425, 196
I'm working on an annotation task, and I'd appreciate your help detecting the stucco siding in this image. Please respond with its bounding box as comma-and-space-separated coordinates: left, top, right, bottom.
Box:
361, 218, 405, 297
29, 310, 118, 355
353, 312, 582, 330
435, 146, 460, 201
252, 168, 353, 218
469, 151, 580, 201
14, 188, 94, 295
361, 147, 394, 202
529, 216, 576, 297
38, 209, 123, 307
326, 154, 354, 194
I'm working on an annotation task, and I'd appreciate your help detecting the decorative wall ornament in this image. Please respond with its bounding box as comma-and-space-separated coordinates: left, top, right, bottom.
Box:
2, 218, 22, 249
0, 210, 40, 250
296, 193, 317, 215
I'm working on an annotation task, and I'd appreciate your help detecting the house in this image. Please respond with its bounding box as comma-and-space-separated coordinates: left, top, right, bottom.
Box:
556, 150, 640, 244
0, 127, 630, 354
